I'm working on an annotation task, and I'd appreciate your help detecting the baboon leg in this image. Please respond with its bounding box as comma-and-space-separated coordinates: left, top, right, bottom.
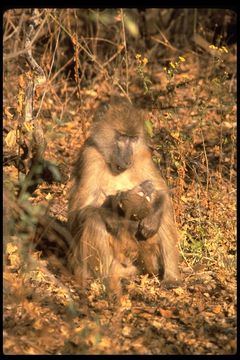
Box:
69, 209, 114, 286
138, 223, 181, 287
158, 217, 182, 287
139, 235, 162, 275
137, 190, 166, 240
69, 208, 138, 295
108, 259, 138, 300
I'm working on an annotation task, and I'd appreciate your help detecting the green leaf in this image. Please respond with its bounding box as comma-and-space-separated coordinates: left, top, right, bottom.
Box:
144, 120, 154, 138
124, 15, 139, 37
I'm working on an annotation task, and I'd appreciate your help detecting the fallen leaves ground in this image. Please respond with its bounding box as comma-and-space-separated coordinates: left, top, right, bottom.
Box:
3, 255, 236, 355
3, 49, 236, 355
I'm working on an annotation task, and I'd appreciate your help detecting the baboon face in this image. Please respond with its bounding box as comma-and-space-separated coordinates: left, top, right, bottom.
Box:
118, 180, 154, 220
91, 101, 144, 176
110, 132, 138, 174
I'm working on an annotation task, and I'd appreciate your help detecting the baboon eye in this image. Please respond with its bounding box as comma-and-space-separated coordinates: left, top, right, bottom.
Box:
132, 136, 138, 142
131, 214, 138, 220
118, 133, 128, 141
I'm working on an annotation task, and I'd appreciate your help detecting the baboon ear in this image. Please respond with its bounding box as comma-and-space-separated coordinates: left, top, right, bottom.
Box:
93, 102, 110, 122
94, 95, 130, 122
110, 95, 131, 106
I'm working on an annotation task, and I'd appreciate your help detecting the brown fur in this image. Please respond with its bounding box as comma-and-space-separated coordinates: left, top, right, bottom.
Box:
99, 182, 155, 280
68, 100, 181, 296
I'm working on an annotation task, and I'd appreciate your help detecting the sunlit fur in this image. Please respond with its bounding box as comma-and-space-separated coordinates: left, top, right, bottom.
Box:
68, 101, 180, 295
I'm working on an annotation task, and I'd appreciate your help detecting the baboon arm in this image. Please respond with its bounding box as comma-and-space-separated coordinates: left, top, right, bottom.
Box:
69, 147, 108, 215
71, 144, 166, 215
99, 206, 121, 236
137, 191, 166, 240
137, 213, 161, 240
71, 146, 142, 213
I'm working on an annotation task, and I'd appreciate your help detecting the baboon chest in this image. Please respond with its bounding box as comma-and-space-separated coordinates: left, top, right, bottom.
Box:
99, 170, 140, 205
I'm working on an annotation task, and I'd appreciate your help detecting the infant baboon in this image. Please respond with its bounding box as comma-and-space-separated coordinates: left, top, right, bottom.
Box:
102, 180, 166, 239
102, 180, 153, 229
115, 180, 154, 221
100, 180, 167, 295
68, 99, 181, 297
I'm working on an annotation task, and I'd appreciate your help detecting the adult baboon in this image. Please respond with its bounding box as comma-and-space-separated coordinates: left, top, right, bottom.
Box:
68, 99, 181, 293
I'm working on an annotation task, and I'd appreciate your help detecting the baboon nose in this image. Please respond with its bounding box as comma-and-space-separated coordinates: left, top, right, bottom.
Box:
125, 160, 132, 168
116, 160, 132, 173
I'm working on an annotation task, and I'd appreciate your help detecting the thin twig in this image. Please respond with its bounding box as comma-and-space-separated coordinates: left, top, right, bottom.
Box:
84, 37, 119, 47
103, 45, 124, 67
48, 11, 105, 73
36, 29, 61, 119
3, 14, 48, 62
48, 10, 132, 102
120, 9, 129, 97
3, 17, 18, 42
200, 125, 209, 194
50, 56, 74, 83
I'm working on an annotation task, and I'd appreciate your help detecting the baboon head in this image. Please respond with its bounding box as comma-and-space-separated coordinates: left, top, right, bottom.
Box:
91, 101, 145, 175
118, 180, 154, 221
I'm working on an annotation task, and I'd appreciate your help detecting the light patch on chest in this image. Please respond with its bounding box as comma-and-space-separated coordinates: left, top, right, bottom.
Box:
101, 170, 135, 198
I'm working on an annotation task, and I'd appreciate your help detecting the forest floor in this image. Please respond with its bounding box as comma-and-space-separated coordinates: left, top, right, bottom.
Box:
3, 48, 237, 355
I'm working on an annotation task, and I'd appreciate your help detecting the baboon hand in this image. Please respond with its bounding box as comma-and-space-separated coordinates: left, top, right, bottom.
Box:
161, 276, 182, 289
137, 213, 161, 240
138, 180, 154, 198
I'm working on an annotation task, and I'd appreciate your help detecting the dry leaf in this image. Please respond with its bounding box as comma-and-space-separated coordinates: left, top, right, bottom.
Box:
151, 319, 163, 330
4, 107, 14, 119
5, 130, 16, 148
45, 193, 53, 200
212, 305, 222, 314
140, 274, 149, 286
33, 318, 43, 330
6, 243, 18, 254
18, 74, 25, 88
8, 254, 21, 269
97, 336, 112, 350
23, 122, 34, 132
139, 312, 152, 320
122, 326, 132, 337
173, 287, 185, 296
159, 308, 174, 318
120, 294, 132, 309
181, 195, 188, 203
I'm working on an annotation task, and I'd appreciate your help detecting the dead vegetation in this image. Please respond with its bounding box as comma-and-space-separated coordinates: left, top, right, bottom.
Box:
3, 8, 237, 355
